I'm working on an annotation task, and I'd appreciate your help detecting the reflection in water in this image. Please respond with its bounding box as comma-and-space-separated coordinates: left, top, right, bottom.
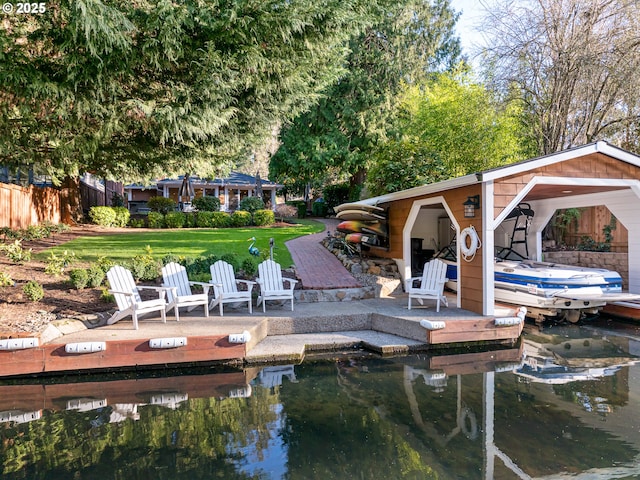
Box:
0, 325, 640, 478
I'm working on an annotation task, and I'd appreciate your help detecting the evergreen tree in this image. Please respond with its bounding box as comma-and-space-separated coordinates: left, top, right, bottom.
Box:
270, 0, 461, 195
0, 0, 381, 183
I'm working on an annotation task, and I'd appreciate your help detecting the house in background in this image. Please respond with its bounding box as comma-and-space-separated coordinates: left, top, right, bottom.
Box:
124, 172, 282, 213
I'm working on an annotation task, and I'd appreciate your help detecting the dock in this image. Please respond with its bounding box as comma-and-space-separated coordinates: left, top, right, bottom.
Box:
0, 293, 524, 378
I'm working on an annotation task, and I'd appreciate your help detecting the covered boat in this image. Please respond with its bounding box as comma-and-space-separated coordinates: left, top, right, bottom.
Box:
434, 243, 637, 323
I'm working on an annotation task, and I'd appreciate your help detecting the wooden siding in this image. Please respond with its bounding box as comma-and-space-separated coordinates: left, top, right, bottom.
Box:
494, 152, 640, 218
371, 184, 485, 314
0, 183, 61, 229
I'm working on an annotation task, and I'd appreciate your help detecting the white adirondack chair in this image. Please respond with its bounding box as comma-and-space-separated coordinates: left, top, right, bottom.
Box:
406, 259, 449, 312
161, 262, 211, 321
209, 260, 256, 316
106, 265, 168, 330
256, 259, 298, 312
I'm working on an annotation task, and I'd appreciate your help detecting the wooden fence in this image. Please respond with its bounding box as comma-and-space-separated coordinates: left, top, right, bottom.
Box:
564, 206, 628, 253
0, 183, 62, 229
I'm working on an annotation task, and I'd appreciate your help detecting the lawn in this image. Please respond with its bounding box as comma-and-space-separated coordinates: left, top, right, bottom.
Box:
38, 219, 325, 267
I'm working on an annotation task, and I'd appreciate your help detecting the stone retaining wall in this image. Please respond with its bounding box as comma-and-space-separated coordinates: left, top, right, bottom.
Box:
543, 251, 629, 288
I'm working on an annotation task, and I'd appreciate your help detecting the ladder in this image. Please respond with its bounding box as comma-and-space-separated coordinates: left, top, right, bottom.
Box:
505, 203, 534, 257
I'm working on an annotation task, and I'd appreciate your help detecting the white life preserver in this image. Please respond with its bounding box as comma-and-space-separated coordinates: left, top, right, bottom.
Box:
460, 226, 481, 261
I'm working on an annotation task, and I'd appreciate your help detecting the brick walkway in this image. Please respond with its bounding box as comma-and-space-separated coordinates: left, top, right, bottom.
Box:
286, 218, 362, 289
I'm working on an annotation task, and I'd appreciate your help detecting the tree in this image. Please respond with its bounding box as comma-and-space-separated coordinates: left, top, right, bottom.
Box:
0, 0, 382, 183
270, 0, 461, 195
366, 70, 532, 196
480, 0, 640, 155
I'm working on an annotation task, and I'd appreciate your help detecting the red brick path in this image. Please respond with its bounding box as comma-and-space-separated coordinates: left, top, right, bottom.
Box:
286, 219, 362, 289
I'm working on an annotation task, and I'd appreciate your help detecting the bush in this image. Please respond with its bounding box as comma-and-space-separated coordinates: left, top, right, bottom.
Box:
165, 211, 186, 228
230, 210, 252, 227
274, 203, 298, 220
195, 211, 215, 228
312, 200, 328, 217
192, 196, 220, 212
23, 281, 44, 302
220, 253, 240, 271
324, 182, 361, 210
44, 250, 76, 276
112, 206, 130, 227
0, 270, 14, 287
69, 268, 89, 289
286, 201, 307, 218
128, 217, 145, 228
147, 211, 165, 228
184, 212, 197, 228
253, 209, 275, 226
96, 255, 115, 274
87, 265, 106, 287
147, 196, 176, 215
127, 246, 160, 281
184, 253, 219, 277
240, 257, 258, 277
239, 196, 265, 214
89, 206, 117, 226
0, 240, 32, 264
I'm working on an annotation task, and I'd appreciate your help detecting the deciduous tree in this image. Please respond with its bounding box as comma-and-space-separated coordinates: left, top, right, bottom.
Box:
480, 0, 640, 154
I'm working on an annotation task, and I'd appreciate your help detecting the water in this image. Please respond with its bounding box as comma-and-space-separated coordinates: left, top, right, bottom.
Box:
1, 322, 640, 479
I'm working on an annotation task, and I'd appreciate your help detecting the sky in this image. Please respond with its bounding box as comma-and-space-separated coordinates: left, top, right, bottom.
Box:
449, 0, 489, 62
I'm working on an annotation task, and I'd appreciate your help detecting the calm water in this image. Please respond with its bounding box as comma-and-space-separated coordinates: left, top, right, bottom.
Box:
1, 322, 640, 479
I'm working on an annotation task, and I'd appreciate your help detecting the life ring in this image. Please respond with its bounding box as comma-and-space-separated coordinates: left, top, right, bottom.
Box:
460, 226, 481, 261
460, 407, 478, 440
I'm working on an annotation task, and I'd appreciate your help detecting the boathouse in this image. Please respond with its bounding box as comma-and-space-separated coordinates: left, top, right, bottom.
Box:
344, 141, 640, 316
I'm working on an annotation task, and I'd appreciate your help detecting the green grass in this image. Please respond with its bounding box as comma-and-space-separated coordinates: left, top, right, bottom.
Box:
37, 219, 325, 267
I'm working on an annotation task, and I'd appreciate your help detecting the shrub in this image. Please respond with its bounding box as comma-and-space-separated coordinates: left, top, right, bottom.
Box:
211, 212, 231, 228
162, 253, 183, 265
240, 257, 258, 277
100, 287, 114, 303
24, 224, 46, 240
239, 196, 265, 214
195, 211, 215, 228
230, 210, 252, 227
184, 253, 219, 277
96, 255, 115, 274
87, 265, 106, 287
196, 211, 230, 228
89, 206, 117, 226
23, 281, 44, 302
128, 217, 145, 228
286, 200, 307, 218
45, 250, 76, 276
0, 270, 14, 287
127, 245, 160, 281
253, 209, 275, 226
165, 211, 186, 228
112, 206, 130, 227
220, 253, 240, 271
312, 200, 328, 217
0, 240, 32, 264
147, 211, 165, 229
274, 203, 298, 220
147, 196, 176, 214
324, 182, 361, 209
184, 212, 197, 228
69, 268, 89, 289
192, 196, 220, 212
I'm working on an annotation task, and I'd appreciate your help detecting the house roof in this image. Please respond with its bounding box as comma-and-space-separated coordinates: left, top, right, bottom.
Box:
353, 141, 640, 207
126, 172, 281, 190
